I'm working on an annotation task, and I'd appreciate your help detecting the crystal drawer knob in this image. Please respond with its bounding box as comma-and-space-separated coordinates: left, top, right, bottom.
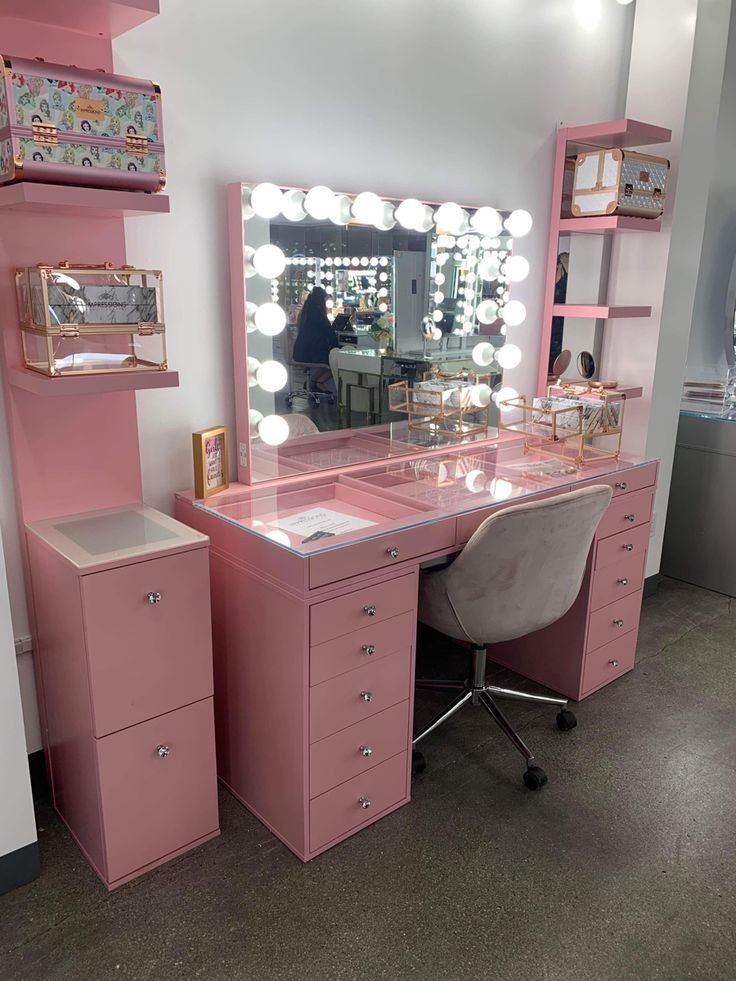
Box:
623, 544, 634, 552
624, 514, 636, 522
362, 644, 376, 655
360, 745, 373, 757
156, 744, 170, 758
387, 547, 400, 559
615, 481, 627, 490
612, 618, 624, 627
617, 578, 629, 586
363, 605, 377, 616
147, 591, 162, 605
359, 797, 372, 809
608, 659, 620, 667
360, 690, 373, 703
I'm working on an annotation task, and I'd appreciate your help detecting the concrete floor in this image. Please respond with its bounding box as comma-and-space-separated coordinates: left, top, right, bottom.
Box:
2, 577, 735, 981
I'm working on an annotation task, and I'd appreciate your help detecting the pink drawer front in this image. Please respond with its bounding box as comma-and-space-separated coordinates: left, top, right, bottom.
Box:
310, 700, 411, 798
310, 751, 408, 853
82, 548, 213, 737
309, 519, 455, 588
590, 549, 647, 611
596, 488, 654, 540
595, 522, 650, 571
579, 461, 658, 498
310, 572, 416, 647
582, 631, 637, 696
95, 698, 219, 885
586, 591, 643, 654
310, 611, 415, 686
310, 649, 413, 742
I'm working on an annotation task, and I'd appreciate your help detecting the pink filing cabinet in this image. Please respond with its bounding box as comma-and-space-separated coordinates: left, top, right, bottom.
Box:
26, 505, 220, 890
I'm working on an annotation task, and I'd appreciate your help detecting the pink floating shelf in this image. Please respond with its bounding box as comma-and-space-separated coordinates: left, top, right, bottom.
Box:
564, 118, 672, 150
1, 0, 159, 38
549, 385, 644, 400
559, 216, 662, 234
9, 368, 179, 397
0, 183, 170, 218
552, 304, 652, 319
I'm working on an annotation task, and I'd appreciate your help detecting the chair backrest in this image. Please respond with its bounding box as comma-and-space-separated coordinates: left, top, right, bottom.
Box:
444, 484, 612, 645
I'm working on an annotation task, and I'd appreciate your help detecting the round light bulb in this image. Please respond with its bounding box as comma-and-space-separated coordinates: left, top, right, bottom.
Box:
433, 310, 445, 323
435, 202, 468, 235
437, 235, 456, 249
493, 386, 519, 410
352, 191, 384, 225
256, 360, 287, 393
360, 257, 369, 267
281, 188, 307, 221
431, 326, 443, 340
470, 384, 492, 408
433, 291, 444, 304
247, 357, 261, 387
436, 252, 450, 267
465, 469, 486, 494
495, 343, 522, 369
503, 255, 530, 283
378, 287, 389, 298
476, 300, 498, 325
250, 182, 283, 219
502, 300, 527, 327
304, 185, 334, 220
504, 210, 533, 238
379, 272, 388, 282
379, 257, 389, 267
248, 409, 264, 436
490, 477, 513, 501
258, 414, 290, 446
396, 198, 424, 230
472, 342, 494, 367
378, 302, 388, 313
470, 206, 503, 237
252, 244, 286, 279
254, 302, 287, 336
434, 272, 446, 286
328, 194, 353, 225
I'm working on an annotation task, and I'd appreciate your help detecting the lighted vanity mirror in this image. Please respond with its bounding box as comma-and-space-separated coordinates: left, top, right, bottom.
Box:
228, 181, 532, 483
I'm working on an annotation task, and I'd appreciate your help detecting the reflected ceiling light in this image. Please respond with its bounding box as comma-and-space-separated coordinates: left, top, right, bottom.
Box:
254, 302, 287, 336
476, 300, 499, 324
352, 191, 384, 225
304, 185, 334, 220
435, 202, 468, 235
489, 477, 513, 501
247, 356, 261, 387
503, 256, 530, 282
281, 188, 307, 221
396, 198, 425, 231
250, 182, 283, 219
470, 207, 503, 237
495, 343, 522, 369
504, 210, 533, 237
574, 0, 603, 30
248, 409, 264, 436
328, 194, 353, 225
256, 360, 288, 392
493, 386, 519, 410
472, 342, 495, 367
252, 244, 286, 279
502, 300, 527, 327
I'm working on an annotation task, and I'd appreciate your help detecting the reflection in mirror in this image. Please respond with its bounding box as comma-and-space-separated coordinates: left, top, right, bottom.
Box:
578, 350, 596, 379
237, 182, 532, 481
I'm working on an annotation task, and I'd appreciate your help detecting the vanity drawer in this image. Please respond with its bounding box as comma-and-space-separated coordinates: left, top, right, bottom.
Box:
310, 751, 408, 853
595, 522, 650, 571
310, 700, 411, 798
308, 519, 455, 588
310, 611, 415, 686
310, 572, 416, 646
582, 632, 637, 696
82, 548, 213, 737
95, 697, 219, 884
590, 549, 647, 611
310, 649, 413, 743
596, 488, 654, 540
580, 462, 658, 498
586, 591, 643, 654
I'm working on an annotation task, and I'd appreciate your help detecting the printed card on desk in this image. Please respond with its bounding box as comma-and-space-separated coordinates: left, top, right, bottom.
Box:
271, 507, 377, 543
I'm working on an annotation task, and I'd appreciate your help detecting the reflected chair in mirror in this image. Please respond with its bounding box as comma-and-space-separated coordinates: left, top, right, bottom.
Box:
285, 325, 335, 409
413, 484, 612, 790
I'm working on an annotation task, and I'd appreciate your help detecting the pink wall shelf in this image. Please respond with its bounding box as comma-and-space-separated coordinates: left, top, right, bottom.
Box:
559, 216, 662, 235
564, 118, 672, 150
552, 304, 652, 319
2, 0, 159, 38
8, 368, 179, 397
0, 184, 170, 219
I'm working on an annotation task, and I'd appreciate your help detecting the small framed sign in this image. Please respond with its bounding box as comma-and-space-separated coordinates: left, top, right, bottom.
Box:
192, 426, 229, 499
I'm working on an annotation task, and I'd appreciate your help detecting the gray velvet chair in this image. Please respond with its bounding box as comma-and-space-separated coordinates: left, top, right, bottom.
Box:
414, 484, 613, 790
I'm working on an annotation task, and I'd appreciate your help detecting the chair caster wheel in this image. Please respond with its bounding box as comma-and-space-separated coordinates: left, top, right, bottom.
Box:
523, 766, 548, 791
412, 750, 426, 776
556, 709, 577, 731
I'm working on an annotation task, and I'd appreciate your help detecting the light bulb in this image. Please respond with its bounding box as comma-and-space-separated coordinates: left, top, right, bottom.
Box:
281, 188, 307, 221
247, 356, 260, 387
476, 300, 498, 324
433, 291, 444, 304
360, 257, 369, 267
252, 244, 286, 279
431, 326, 443, 340
470, 385, 492, 408
465, 469, 486, 494
502, 300, 527, 327
378, 302, 388, 313
258, 414, 289, 445
504, 210, 533, 238
503, 255, 530, 282
493, 386, 519, 410
433, 310, 444, 323
379, 272, 388, 282
436, 252, 450, 267
379, 257, 389, 267
463, 302, 475, 317
351, 257, 360, 266
437, 235, 456, 249
254, 302, 286, 336
472, 342, 494, 367
250, 182, 283, 219
256, 360, 287, 392
396, 198, 424, 230
369, 257, 379, 266
434, 273, 446, 286
304, 185, 334, 220
495, 343, 522, 369
465, 271, 477, 284
352, 191, 384, 225
435, 202, 468, 235
462, 322, 475, 335
245, 301, 258, 333
328, 194, 353, 225
470, 206, 503, 237
378, 287, 388, 298
248, 409, 264, 436
324, 257, 333, 266
489, 477, 513, 501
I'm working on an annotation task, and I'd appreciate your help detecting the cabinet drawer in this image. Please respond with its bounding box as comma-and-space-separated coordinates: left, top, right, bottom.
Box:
95, 698, 219, 884
595, 522, 650, 571
596, 488, 654, 540
310, 611, 415, 686
586, 591, 643, 654
309, 519, 455, 588
590, 549, 646, 611
582, 632, 637, 696
310, 572, 416, 646
82, 548, 213, 737
310, 700, 411, 798
310, 751, 408, 853
310, 649, 412, 742
579, 462, 658, 498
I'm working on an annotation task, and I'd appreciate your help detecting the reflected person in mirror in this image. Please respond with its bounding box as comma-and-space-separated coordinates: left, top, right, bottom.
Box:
293, 286, 339, 392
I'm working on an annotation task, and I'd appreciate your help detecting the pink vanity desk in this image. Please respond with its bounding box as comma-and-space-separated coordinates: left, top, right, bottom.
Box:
175, 433, 657, 862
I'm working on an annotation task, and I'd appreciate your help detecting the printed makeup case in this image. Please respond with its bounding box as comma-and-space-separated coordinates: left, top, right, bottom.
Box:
571, 149, 668, 219
0, 54, 165, 193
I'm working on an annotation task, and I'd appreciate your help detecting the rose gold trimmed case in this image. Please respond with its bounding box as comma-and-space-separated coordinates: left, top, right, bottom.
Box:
571, 148, 669, 219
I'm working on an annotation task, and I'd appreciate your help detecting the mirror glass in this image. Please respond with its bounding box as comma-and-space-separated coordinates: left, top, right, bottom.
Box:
236, 183, 531, 482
